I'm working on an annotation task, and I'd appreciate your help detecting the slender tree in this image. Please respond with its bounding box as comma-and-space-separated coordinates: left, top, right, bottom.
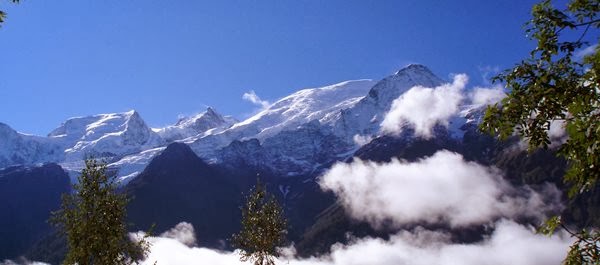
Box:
480, 0, 599, 263
231, 181, 288, 265
52, 159, 150, 265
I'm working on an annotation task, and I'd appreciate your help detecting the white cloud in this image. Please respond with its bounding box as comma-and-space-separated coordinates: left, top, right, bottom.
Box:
511, 114, 568, 151
130, 224, 241, 265
293, 219, 572, 265
159, 222, 197, 247
478, 65, 500, 85
548, 119, 568, 147
380, 74, 468, 138
379, 73, 506, 138
319, 150, 561, 228
137, 220, 571, 265
141, 237, 241, 265
470, 85, 506, 107
548, 119, 566, 139
352, 134, 373, 146
243, 90, 270, 109
135, 148, 568, 265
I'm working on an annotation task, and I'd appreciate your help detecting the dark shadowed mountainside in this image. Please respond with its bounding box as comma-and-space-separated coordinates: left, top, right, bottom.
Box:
125, 142, 242, 248
0, 163, 70, 260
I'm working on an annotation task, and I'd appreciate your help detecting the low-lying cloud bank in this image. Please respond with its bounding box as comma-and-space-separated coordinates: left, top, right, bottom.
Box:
292, 220, 571, 265
135, 149, 569, 264
135, 219, 571, 265
7, 219, 571, 265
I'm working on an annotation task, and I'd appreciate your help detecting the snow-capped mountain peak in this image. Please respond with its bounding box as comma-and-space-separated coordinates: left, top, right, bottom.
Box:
333, 64, 446, 140
393, 63, 437, 76
368, 64, 444, 107
174, 107, 229, 129
49, 110, 141, 141
44, 110, 163, 161
155, 107, 235, 142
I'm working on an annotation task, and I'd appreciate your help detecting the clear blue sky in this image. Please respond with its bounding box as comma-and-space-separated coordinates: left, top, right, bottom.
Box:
1, 0, 547, 135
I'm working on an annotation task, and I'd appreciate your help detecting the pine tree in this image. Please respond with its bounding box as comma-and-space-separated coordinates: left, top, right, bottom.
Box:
231, 181, 288, 265
52, 159, 150, 265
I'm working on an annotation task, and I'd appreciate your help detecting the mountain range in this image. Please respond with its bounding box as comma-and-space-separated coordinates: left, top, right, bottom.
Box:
2, 64, 595, 264
0, 65, 467, 182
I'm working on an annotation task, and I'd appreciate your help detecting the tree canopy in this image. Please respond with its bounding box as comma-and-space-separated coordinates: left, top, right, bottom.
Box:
482, 0, 599, 196
481, 0, 599, 263
52, 159, 150, 265
231, 181, 288, 265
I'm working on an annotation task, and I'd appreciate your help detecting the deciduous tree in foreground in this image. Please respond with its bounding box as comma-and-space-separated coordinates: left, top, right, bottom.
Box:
481, 0, 599, 263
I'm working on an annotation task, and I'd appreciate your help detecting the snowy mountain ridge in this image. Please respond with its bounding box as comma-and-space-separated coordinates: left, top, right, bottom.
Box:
0, 64, 481, 182
230, 79, 376, 139
154, 107, 236, 142
0, 122, 64, 168
185, 79, 376, 159
50, 110, 164, 162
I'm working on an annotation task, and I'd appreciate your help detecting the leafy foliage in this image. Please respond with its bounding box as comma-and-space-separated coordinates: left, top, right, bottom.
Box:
539, 216, 600, 264
481, 0, 599, 196
52, 159, 150, 265
0, 0, 19, 26
231, 181, 288, 265
481, 0, 599, 263
564, 228, 600, 264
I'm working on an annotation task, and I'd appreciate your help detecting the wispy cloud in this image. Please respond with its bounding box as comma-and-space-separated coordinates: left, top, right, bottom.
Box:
242, 90, 270, 109
478, 65, 500, 85
575, 44, 597, 59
